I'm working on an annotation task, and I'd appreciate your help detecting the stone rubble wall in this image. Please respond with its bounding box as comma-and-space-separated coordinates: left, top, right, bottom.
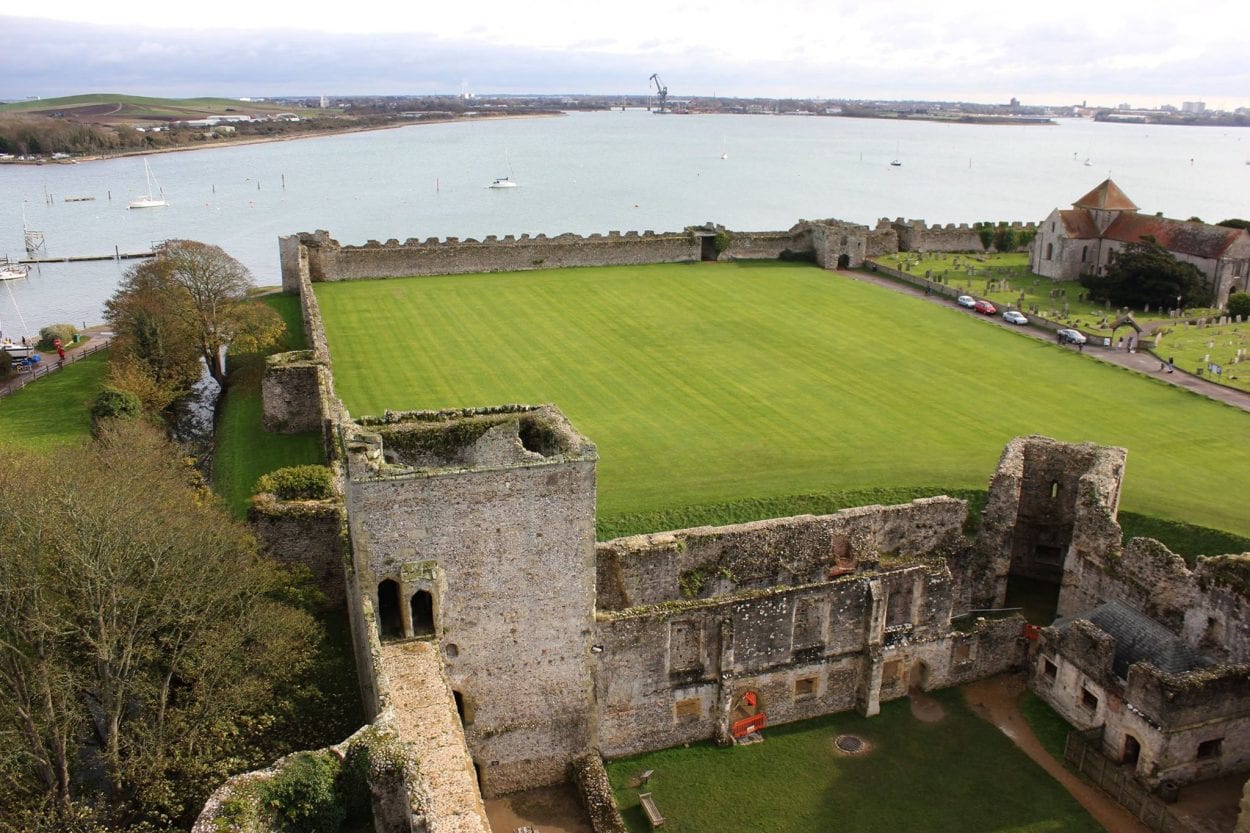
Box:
261, 351, 328, 434
249, 494, 348, 608
571, 753, 628, 833
890, 218, 1038, 253
596, 497, 967, 611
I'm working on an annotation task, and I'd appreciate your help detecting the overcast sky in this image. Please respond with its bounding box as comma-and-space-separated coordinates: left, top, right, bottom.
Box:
2, 0, 1247, 109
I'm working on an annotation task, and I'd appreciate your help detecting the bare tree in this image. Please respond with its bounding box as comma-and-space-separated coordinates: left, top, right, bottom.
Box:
0, 421, 320, 828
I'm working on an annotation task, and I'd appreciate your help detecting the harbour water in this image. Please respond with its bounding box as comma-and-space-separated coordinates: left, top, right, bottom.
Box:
1, 109, 1248, 332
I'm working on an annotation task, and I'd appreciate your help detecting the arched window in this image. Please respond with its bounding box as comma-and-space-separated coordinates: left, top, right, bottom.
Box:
411, 590, 434, 636
1081, 245, 1088, 263
1045, 243, 1054, 260
378, 580, 403, 639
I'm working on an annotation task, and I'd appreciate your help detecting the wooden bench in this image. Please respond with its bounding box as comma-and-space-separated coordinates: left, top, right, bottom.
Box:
639, 792, 665, 828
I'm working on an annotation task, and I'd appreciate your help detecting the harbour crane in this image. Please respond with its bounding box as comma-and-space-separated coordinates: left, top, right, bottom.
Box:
649, 73, 668, 113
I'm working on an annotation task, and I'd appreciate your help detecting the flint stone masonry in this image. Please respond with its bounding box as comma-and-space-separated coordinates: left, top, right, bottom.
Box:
261, 350, 329, 433
596, 497, 968, 610
249, 494, 347, 608
890, 218, 1037, 253
344, 405, 598, 798
978, 435, 1126, 609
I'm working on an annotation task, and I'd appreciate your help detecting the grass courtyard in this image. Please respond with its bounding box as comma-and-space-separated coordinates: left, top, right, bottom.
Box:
605, 689, 1102, 833
314, 260, 1250, 539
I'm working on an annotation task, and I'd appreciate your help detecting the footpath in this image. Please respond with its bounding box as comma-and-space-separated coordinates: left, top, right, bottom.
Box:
840, 268, 1250, 415
0, 327, 113, 400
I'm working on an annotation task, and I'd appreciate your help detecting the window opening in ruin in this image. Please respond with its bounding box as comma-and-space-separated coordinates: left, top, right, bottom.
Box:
1081, 245, 1088, 263
377, 579, 403, 639
882, 660, 903, 685
1004, 575, 1061, 623
1123, 734, 1141, 766
794, 677, 817, 700
1197, 738, 1223, 760
1043, 658, 1058, 679
1045, 242, 1053, 260
518, 416, 562, 457
886, 586, 913, 627
1050, 481, 1059, 498
411, 589, 434, 637
1081, 687, 1099, 711
1032, 544, 1064, 568
953, 642, 972, 664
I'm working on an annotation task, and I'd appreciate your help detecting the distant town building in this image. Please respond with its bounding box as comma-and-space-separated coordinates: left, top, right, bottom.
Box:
1031, 179, 1250, 306
1182, 101, 1206, 113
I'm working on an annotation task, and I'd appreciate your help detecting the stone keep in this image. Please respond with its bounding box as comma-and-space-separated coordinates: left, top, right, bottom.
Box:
342, 405, 598, 797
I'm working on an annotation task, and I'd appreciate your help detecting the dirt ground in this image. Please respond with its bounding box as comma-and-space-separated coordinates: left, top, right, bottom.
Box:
483, 782, 593, 833
963, 674, 1246, 833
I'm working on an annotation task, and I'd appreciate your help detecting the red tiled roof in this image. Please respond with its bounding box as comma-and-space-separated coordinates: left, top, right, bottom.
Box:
1073, 179, 1138, 212
1059, 210, 1099, 238
1103, 214, 1248, 259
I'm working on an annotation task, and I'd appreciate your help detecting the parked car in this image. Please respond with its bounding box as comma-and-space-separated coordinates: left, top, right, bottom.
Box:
973, 300, 997, 315
1002, 310, 1028, 325
1057, 328, 1087, 345
956, 295, 976, 308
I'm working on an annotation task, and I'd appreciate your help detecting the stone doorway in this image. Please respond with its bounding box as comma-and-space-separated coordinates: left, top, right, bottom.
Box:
377, 579, 402, 639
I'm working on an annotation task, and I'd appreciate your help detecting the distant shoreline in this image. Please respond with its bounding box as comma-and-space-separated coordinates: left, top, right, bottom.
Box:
0, 111, 563, 166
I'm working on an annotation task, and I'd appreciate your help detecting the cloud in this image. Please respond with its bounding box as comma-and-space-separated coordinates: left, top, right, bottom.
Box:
1, 11, 1248, 109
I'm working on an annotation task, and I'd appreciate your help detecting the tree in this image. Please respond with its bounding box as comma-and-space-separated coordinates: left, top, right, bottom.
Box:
1080, 236, 1212, 310
0, 421, 320, 829
1217, 218, 1250, 231
106, 241, 285, 390
992, 224, 1017, 252
1227, 291, 1250, 319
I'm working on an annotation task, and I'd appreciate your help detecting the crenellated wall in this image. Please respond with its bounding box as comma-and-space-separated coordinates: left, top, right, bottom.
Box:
890, 218, 1038, 253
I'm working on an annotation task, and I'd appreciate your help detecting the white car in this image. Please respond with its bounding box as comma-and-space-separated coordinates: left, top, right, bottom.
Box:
1057, 328, 1087, 345
1002, 310, 1028, 325
956, 295, 976, 308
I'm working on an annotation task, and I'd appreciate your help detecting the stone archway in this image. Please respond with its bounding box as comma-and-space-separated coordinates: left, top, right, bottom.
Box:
1109, 314, 1143, 350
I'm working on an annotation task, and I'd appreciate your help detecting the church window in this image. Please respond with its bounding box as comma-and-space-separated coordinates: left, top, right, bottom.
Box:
1045, 243, 1053, 260
1081, 246, 1088, 263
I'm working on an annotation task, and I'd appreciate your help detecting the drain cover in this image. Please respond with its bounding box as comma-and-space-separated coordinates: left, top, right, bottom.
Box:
835, 734, 865, 753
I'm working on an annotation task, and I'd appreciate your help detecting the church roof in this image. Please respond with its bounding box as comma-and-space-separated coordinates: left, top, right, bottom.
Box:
1059, 209, 1100, 239
1103, 214, 1249, 259
1055, 600, 1212, 679
1073, 179, 1138, 212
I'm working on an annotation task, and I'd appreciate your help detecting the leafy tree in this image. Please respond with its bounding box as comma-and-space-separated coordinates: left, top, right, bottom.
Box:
1227, 291, 1250, 319
974, 223, 994, 251
1079, 236, 1212, 309
106, 241, 285, 391
1217, 218, 1250, 231
0, 421, 321, 829
992, 225, 1017, 252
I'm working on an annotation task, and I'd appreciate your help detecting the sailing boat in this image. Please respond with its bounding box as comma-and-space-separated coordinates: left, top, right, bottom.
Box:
488, 150, 518, 188
720, 136, 728, 160
129, 159, 168, 209
890, 140, 902, 166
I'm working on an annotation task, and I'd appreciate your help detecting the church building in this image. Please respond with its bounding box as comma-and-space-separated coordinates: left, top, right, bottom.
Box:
1030, 179, 1250, 306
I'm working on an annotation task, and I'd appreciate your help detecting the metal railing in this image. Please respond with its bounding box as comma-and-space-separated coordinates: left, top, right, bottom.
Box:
0, 341, 109, 400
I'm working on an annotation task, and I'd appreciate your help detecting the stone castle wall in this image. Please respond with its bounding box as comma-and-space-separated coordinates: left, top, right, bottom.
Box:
891, 219, 1037, 253
596, 497, 968, 611
249, 494, 347, 608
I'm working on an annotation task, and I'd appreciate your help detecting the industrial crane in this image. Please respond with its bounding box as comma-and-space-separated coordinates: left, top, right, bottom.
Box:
649, 73, 668, 113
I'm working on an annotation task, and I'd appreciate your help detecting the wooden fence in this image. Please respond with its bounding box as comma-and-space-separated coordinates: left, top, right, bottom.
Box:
1063, 729, 1199, 833
0, 341, 109, 400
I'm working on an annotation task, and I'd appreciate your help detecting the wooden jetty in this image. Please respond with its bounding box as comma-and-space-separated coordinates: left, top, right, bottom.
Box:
20, 251, 155, 264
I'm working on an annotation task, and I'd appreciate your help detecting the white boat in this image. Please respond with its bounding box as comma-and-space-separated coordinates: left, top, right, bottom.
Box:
0, 260, 29, 281
890, 160, 902, 167
129, 159, 168, 209
0, 342, 35, 359
488, 177, 518, 189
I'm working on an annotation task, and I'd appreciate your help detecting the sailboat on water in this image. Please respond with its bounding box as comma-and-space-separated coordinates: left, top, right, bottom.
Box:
129, 159, 168, 209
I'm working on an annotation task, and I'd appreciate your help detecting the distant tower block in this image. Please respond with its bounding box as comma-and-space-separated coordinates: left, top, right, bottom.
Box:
342, 405, 598, 796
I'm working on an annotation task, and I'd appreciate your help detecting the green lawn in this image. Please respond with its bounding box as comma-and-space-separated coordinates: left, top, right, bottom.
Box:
605, 689, 1102, 833
0, 351, 109, 450
1155, 320, 1250, 393
313, 260, 1250, 537
213, 293, 324, 518
873, 252, 1219, 335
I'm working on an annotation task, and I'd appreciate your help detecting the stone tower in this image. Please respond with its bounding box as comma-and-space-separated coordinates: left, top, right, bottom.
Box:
342, 405, 598, 796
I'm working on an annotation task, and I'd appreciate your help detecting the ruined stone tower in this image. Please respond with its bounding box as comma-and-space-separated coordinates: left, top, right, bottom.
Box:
341, 405, 598, 796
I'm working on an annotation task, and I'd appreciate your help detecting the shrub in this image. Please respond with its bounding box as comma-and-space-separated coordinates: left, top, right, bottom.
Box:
37, 323, 78, 351
0, 350, 11, 380
255, 465, 335, 500
90, 387, 142, 427
1226, 292, 1250, 319
713, 231, 733, 254
259, 752, 345, 833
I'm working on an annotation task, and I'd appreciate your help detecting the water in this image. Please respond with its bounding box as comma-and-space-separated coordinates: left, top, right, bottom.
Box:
2, 110, 1248, 333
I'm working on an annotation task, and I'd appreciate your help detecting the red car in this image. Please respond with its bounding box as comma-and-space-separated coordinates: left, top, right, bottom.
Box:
973, 299, 997, 315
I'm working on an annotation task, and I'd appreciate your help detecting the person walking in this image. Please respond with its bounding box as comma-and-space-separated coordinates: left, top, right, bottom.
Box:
1167, 356, 1175, 373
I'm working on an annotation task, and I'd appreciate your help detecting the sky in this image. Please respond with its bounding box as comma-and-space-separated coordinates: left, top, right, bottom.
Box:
2, 0, 1248, 109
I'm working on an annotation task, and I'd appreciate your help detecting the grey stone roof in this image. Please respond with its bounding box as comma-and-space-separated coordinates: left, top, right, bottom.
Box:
1055, 600, 1213, 678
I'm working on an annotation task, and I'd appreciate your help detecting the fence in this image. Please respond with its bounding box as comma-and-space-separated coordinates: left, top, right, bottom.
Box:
0, 341, 109, 400
1063, 728, 1200, 833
